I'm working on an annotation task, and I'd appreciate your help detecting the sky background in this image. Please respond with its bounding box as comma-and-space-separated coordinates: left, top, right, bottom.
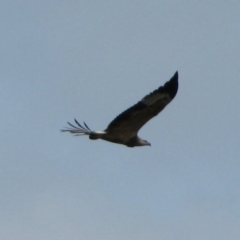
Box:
1, 1, 240, 239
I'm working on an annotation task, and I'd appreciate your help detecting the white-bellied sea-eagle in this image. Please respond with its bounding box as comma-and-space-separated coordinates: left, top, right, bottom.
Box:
61, 72, 178, 147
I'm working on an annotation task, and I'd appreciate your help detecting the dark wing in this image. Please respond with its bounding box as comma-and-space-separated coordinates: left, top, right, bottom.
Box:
106, 71, 178, 135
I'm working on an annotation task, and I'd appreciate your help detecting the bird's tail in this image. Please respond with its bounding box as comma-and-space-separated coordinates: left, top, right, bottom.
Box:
61, 119, 93, 136
61, 119, 106, 139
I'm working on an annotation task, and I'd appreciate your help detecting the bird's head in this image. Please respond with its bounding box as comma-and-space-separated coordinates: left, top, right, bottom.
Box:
144, 140, 151, 146
138, 138, 151, 147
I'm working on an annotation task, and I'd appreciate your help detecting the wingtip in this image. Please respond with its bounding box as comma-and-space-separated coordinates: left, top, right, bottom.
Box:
174, 71, 178, 79
162, 71, 178, 99
168, 71, 178, 84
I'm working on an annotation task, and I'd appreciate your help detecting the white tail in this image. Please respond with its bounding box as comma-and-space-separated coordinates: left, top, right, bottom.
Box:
61, 119, 93, 136
61, 119, 106, 138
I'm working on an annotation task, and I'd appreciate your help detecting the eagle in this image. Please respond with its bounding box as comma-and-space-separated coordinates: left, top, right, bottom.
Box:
61, 72, 178, 147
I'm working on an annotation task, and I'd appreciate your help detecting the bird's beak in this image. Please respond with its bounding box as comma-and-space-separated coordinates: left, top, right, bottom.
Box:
147, 142, 151, 146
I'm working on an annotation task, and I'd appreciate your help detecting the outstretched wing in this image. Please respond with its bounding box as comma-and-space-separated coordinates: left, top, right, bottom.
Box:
106, 71, 178, 135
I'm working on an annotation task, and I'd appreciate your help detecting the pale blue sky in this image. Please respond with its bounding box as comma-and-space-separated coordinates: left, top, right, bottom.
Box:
1, 1, 240, 239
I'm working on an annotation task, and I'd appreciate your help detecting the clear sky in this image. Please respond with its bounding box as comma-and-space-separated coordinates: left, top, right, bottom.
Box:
1, 1, 240, 239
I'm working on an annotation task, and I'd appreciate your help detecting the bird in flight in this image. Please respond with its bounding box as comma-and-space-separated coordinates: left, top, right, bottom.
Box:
61, 72, 178, 147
